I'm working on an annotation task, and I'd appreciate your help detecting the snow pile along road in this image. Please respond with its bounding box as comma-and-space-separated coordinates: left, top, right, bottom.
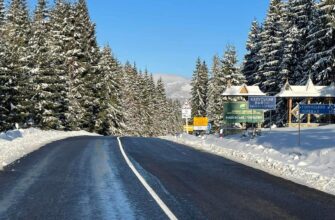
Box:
0, 128, 97, 170
163, 125, 335, 195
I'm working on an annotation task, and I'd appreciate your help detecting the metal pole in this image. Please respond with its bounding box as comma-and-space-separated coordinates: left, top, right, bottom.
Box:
298, 104, 301, 146
270, 110, 272, 132
186, 118, 189, 134
329, 99, 331, 125
252, 109, 255, 136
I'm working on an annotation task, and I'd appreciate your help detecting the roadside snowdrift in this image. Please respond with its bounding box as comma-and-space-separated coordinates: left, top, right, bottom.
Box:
163, 125, 335, 195
0, 128, 97, 170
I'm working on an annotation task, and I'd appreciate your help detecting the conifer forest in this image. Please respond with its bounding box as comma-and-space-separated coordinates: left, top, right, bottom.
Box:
192, 0, 334, 130
0, 0, 182, 136
0, 0, 334, 135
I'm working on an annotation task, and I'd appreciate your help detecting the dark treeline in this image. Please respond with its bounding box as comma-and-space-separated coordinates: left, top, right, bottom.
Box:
0, 0, 182, 136
191, 0, 334, 129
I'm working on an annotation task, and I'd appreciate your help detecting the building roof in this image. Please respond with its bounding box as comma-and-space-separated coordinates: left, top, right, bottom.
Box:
222, 84, 266, 97
276, 78, 335, 98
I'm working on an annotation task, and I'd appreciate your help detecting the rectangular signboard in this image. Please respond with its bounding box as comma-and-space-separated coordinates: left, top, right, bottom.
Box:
223, 102, 264, 123
248, 96, 276, 110
299, 104, 335, 115
193, 117, 208, 131
182, 109, 191, 119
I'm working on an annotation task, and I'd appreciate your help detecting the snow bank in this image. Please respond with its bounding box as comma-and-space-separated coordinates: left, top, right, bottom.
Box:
163, 125, 335, 195
0, 128, 97, 170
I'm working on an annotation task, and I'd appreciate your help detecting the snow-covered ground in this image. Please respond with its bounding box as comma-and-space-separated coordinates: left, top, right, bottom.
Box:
163, 125, 335, 195
0, 128, 97, 170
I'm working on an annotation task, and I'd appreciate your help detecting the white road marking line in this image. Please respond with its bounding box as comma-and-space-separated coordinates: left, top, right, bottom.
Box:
117, 137, 178, 220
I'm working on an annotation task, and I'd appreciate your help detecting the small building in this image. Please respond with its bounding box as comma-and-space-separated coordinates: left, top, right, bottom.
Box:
276, 77, 335, 127
222, 84, 266, 97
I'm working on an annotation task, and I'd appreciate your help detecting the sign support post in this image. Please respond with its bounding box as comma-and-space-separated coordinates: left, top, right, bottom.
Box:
185, 118, 189, 134
298, 103, 301, 146
270, 110, 272, 132
252, 109, 254, 135
182, 101, 192, 134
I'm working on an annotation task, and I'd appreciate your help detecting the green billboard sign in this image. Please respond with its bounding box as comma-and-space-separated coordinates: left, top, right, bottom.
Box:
223, 102, 264, 123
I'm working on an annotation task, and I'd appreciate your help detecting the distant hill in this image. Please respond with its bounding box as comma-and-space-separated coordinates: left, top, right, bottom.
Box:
153, 74, 191, 101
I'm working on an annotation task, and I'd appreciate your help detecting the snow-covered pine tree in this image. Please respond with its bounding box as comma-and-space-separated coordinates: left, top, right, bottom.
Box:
165, 99, 182, 134
148, 74, 160, 136
47, 0, 74, 130
207, 54, 227, 130
0, 0, 4, 27
59, 0, 94, 131
140, 72, 157, 136
221, 45, 245, 87
207, 55, 220, 125
257, 0, 285, 93
46, 0, 97, 131
171, 99, 183, 134
95, 46, 125, 135
303, 3, 323, 83
280, 0, 314, 85
191, 58, 208, 117
242, 20, 262, 86
120, 62, 142, 136
135, 70, 150, 136
3, 0, 32, 128
155, 77, 170, 135
304, 0, 335, 85
134, 70, 149, 136
0, 0, 9, 131
73, 0, 101, 131
28, 0, 59, 129
0, 30, 10, 131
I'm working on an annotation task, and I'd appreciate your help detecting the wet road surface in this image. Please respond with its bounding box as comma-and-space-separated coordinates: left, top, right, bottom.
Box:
0, 136, 335, 219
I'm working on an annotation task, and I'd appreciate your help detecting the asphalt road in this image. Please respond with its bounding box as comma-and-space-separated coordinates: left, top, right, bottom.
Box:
0, 136, 335, 220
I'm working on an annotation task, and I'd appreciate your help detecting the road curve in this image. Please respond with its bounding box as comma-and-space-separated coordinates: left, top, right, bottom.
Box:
0, 136, 334, 220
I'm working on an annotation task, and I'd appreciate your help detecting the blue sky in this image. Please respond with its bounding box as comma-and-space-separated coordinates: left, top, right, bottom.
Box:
26, 0, 269, 78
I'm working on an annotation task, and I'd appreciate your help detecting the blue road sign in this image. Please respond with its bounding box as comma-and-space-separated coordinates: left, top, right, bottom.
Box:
299, 104, 335, 115
248, 96, 276, 110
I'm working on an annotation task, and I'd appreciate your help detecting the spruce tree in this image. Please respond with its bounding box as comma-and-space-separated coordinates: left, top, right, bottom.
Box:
120, 62, 142, 136
141, 72, 157, 136
3, 0, 32, 128
155, 78, 169, 135
304, 0, 335, 85
47, 0, 74, 130
0, 0, 8, 131
73, 0, 101, 131
0, 34, 10, 131
95, 46, 125, 135
29, 0, 59, 129
221, 45, 245, 87
169, 100, 183, 134
242, 20, 262, 86
207, 54, 226, 130
0, 0, 4, 27
191, 58, 208, 117
257, 0, 285, 93
148, 74, 159, 136
280, 0, 314, 85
